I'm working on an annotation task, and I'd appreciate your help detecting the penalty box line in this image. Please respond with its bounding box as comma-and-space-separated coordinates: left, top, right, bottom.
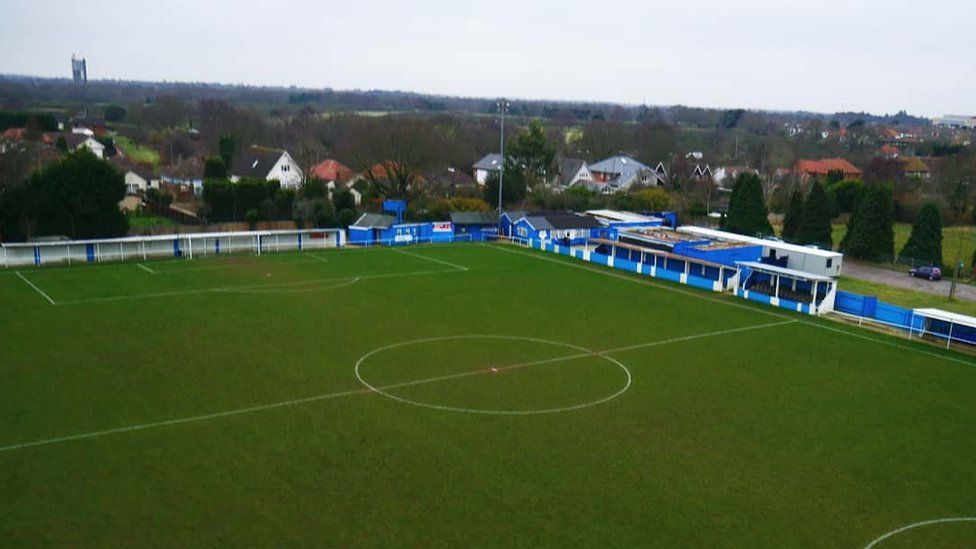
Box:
14, 271, 57, 305
52, 268, 464, 305
0, 319, 794, 454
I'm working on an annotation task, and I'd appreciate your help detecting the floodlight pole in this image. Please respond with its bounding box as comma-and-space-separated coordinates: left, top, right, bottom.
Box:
497, 99, 510, 213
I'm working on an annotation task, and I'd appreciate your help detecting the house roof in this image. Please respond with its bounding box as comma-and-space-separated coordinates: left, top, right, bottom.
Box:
589, 155, 656, 189
879, 144, 900, 156
899, 156, 930, 173
64, 133, 102, 149
307, 159, 353, 182
161, 156, 205, 181
795, 158, 862, 176
449, 211, 498, 225
110, 156, 154, 180
351, 212, 396, 229
556, 157, 588, 186
589, 155, 649, 174
1, 128, 26, 141
502, 210, 527, 222
472, 153, 503, 171
230, 145, 286, 179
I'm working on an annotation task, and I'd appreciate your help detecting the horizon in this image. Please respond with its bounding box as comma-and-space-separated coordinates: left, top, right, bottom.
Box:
1, 0, 974, 118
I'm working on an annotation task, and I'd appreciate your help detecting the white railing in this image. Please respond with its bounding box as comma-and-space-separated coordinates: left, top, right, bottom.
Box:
2, 229, 345, 268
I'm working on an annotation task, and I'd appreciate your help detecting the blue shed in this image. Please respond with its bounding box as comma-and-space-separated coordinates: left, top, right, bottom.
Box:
449, 211, 499, 242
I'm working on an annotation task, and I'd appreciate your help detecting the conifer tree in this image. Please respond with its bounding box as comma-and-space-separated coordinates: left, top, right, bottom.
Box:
781, 187, 804, 241
900, 202, 943, 266
722, 173, 772, 236
796, 181, 833, 248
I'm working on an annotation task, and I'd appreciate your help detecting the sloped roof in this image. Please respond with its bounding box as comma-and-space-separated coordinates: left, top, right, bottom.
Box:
230, 145, 285, 179
795, 158, 861, 176
589, 155, 649, 174
110, 156, 154, 180
161, 156, 205, 180
449, 211, 498, 225
545, 212, 603, 230
556, 157, 587, 186
472, 153, 503, 170
307, 159, 353, 182
351, 212, 396, 229
899, 156, 930, 173
64, 133, 102, 149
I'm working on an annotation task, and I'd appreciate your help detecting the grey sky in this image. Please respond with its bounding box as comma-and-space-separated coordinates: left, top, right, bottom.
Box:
0, 0, 972, 117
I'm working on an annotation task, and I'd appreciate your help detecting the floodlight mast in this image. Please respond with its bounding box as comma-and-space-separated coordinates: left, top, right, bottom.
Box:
497, 99, 510, 213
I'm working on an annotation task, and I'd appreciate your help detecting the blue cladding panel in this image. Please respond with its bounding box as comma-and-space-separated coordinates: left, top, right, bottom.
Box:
747, 292, 771, 305
686, 276, 714, 291
86, 244, 95, 262
656, 269, 680, 282
34, 246, 41, 266
615, 258, 639, 273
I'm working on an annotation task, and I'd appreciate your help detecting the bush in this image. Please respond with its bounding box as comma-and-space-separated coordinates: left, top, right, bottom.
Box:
338, 208, 357, 228
244, 208, 260, 229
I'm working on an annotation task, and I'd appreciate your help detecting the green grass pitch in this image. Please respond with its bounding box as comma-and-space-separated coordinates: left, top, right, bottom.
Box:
1, 243, 975, 547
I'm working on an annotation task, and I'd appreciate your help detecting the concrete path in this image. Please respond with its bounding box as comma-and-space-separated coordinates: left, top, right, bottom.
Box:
843, 261, 976, 301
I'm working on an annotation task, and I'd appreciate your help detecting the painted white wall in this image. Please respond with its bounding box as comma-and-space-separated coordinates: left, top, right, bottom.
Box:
474, 168, 493, 185
78, 137, 104, 159
267, 151, 304, 189
124, 171, 149, 194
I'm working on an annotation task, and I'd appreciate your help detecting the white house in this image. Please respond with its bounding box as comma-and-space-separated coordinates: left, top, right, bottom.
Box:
472, 153, 503, 185
553, 157, 593, 188
110, 157, 155, 194
229, 145, 304, 189
64, 134, 105, 159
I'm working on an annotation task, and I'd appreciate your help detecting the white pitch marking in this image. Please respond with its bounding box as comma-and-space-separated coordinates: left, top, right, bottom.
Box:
306, 253, 329, 263
14, 271, 56, 305
864, 517, 976, 548
354, 334, 632, 415
136, 263, 156, 274
487, 244, 975, 367
0, 321, 791, 453
216, 276, 361, 295
390, 247, 469, 271
55, 268, 461, 305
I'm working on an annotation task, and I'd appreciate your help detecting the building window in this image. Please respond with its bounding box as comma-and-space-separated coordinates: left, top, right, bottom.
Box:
826, 258, 833, 268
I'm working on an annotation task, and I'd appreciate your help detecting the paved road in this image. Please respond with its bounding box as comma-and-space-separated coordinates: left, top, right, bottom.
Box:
843, 261, 976, 302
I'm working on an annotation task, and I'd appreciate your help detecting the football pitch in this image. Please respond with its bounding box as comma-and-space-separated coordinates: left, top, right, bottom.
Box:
1, 243, 975, 547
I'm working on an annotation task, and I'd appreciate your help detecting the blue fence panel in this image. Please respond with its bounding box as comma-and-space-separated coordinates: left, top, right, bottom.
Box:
686, 275, 715, 291
656, 269, 681, 283
615, 258, 639, 274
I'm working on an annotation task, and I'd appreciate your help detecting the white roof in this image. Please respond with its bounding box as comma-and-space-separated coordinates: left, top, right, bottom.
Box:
678, 226, 843, 259
736, 261, 835, 282
913, 308, 976, 328
1, 228, 342, 249
585, 210, 662, 223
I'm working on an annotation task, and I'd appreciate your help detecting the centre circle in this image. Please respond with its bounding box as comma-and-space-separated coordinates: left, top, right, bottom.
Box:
354, 334, 632, 415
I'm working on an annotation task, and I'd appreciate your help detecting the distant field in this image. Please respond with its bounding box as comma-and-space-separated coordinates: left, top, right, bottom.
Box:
831, 223, 976, 267
1, 244, 974, 546
113, 135, 160, 166
127, 212, 177, 231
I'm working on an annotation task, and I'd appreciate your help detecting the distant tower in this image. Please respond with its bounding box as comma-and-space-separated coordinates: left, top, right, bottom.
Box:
71, 55, 87, 86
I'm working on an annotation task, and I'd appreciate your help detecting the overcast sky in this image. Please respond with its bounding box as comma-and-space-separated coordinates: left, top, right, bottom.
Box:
0, 0, 972, 117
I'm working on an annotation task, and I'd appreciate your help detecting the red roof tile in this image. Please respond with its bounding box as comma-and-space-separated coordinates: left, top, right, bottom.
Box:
307, 159, 354, 182
795, 158, 862, 177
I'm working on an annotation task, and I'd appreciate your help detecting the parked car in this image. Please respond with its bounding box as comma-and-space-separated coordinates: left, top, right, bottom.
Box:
909, 265, 942, 280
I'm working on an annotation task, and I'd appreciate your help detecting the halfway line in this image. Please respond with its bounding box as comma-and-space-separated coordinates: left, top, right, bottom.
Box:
0, 320, 793, 454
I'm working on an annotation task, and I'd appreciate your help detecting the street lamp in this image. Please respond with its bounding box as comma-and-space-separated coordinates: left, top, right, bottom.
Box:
497, 98, 510, 213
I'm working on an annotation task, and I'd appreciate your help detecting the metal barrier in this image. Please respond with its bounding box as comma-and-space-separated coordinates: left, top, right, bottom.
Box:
2, 229, 345, 268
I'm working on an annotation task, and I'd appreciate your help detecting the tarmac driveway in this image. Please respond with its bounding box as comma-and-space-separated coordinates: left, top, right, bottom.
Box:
842, 261, 976, 301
